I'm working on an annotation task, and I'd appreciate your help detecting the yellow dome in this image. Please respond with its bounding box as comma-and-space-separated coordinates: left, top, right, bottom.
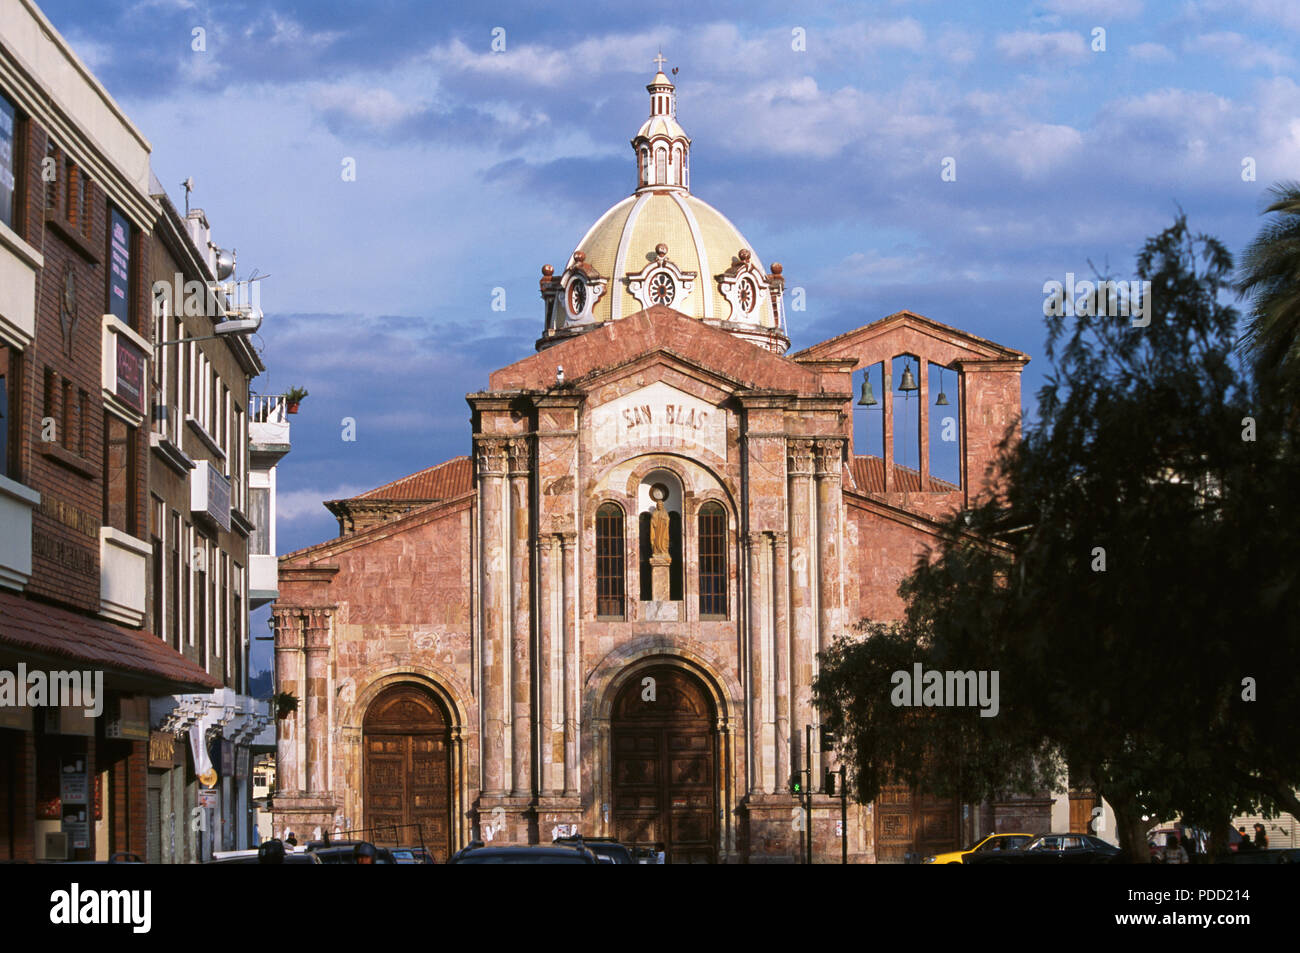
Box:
537, 66, 790, 354
569, 191, 768, 327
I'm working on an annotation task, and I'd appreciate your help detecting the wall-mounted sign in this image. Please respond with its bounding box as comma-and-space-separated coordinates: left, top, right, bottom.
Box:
591, 381, 726, 460
114, 335, 146, 413
108, 206, 131, 324
105, 695, 149, 740
60, 756, 88, 805
148, 731, 175, 769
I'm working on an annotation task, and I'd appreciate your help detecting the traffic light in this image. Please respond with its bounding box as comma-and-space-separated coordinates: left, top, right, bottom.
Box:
789, 772, 803, 795
824, 768, 837, 796
820, 726, 838, 751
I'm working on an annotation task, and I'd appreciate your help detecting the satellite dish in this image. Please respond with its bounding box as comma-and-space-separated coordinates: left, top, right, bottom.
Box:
214, 247, 235, 280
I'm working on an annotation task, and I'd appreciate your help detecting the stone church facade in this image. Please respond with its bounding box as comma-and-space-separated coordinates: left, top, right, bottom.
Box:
271, 66, 1037, 862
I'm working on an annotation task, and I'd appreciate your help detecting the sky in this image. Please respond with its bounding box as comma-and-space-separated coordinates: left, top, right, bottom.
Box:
37, 0, 1300, 673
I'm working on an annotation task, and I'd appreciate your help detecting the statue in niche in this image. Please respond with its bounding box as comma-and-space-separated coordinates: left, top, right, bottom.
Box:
649, 483, 671, 557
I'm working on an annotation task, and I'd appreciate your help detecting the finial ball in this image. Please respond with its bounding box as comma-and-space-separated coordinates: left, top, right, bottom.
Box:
542, 264, 554, 276
771, 262, 783, 275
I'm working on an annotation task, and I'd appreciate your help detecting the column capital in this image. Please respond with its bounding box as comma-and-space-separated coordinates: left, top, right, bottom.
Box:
787, 438, 815, 476
814, 438, 845, 479
771, 530, 788, 549
507, 436, 532, 477
272, 608, 304, 650
475, 436, 509, 476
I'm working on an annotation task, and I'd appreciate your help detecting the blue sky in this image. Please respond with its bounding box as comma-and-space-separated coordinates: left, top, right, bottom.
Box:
38, 0, 1300, 672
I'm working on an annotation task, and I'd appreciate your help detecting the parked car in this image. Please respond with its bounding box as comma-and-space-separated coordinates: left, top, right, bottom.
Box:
965, 832, 1122, 864
308, 841, 396, 864
209, 849, 321, 865
449, 842, 599, 864
553, 836, 634, 864
925, 833, 1033, 864
1221, 847, 1300, 864
390, 847, 435, 864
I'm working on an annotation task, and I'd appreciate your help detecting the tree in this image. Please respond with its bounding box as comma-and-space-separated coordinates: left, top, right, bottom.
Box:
816, 214, 1300, 862
1237, 181, 1300, 423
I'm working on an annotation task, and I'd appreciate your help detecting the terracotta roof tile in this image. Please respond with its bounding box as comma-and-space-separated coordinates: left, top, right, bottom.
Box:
848, 456, 960, 494
0, 591, 220, 691
353, 456, 473, 502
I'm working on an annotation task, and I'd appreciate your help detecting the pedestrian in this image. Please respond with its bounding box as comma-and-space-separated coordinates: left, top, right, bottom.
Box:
654, 841, 666, 865
1254, 824, 1269, 850
257, 839, 285, 864
1236, 826, 1253, 851
1159, 832, 1188, 865
285, 832, 298, 848
354, 841, 377, 865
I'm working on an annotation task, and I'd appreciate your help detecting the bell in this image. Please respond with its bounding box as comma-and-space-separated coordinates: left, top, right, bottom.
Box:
858, 373, 878, 406
898, 362, 918, 393
935, 390, 950, 406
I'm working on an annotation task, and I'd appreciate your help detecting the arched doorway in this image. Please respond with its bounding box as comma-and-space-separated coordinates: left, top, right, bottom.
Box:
611, 665, 717, 863
363, 684, 453, 861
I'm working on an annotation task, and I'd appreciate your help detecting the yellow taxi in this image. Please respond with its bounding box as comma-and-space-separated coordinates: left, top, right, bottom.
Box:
924, 833, 1033, 864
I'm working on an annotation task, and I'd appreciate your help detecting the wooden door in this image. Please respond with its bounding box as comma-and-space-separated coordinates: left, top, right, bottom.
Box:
363, 686, 452, 861
611, 667, 716, 863
1069, 788, 1099, 834
874, 783, 960, 862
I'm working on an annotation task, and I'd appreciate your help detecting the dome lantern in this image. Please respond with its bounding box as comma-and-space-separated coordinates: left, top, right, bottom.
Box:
633, 53, 690, 192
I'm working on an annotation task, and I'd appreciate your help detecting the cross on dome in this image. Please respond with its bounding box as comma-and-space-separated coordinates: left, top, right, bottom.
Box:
653, 51, 667, 71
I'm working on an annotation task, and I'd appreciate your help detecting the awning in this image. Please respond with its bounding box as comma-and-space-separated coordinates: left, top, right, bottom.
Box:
0, 590, 220, 694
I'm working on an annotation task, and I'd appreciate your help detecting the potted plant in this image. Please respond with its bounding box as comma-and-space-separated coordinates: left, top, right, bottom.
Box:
283, 387, 309, 414
273, 691, 299, 719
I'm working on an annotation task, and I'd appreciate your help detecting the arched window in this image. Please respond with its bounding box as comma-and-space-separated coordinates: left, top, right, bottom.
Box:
698, 502, 727, 617
655, 148, 666, 185
596, 503, 625, 617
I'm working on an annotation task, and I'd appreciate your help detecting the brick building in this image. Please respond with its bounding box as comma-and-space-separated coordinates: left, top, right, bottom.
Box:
0, 0, 217, 861
272, 66, 1039, 861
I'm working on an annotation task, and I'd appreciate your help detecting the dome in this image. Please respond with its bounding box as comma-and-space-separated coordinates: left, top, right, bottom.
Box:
537, 60, 789, 354
569, 192, 767, 328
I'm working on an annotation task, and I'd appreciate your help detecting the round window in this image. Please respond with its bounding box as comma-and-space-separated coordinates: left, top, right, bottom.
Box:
649, 272, 675, 306
739, 277, 756, 314
569, 279, 587, 316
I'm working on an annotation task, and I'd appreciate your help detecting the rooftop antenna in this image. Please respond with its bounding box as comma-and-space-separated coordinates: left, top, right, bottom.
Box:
181, 177, 194, 215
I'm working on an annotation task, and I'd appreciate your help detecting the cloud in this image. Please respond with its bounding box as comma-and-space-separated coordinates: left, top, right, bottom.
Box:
277, 484, 369, 522
996, 30, 1090, 66
1184, 32, 1295, 71
1038, 0, 1144, 17
1128, 42, 1174, 61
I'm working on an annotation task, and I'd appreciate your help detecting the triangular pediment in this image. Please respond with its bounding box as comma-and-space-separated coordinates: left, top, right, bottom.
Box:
490, 305, 828, 395
792, 310, 1029, 366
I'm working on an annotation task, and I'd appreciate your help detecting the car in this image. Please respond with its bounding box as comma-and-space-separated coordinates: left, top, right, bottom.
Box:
924, 833, 1033, 864
1221, 847, 1300, 864
553, 835, 635, 864
209, 849, 321, 865
307, 841, 396, 864
390, 847, 435, 864
965, 832, 1122, 865
448, 842, 599, 864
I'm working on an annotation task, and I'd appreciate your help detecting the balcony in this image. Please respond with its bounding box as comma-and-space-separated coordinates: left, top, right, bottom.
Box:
0, 475, 40, 592
249, 394, 291, 467
191, 460, 232, 532
0, 220, 42, 349
100, 526, 150, 626
249, 554, 278, 609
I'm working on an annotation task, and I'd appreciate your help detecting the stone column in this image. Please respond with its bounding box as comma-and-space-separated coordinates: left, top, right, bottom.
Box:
476, 437, 509, 797
744, 531, 765, 794
507, 437, 532, 798
272, 607, 304, 795
786, 438, 816, 784
303, 608, 333, 796
772, 531, 789, 789
814, 439, 844, 657
536, 535, 556, 795
560, 532, 578, 796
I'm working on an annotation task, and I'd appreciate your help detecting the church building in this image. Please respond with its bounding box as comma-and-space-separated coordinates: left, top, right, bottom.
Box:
270, 64, 1036, 862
